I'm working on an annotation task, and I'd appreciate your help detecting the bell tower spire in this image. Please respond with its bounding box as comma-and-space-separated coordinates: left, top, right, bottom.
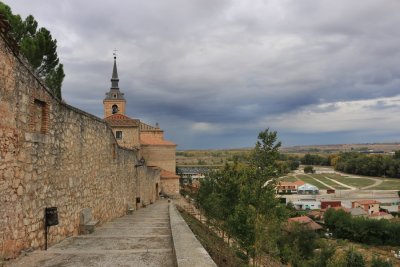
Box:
103, 50, 126, 118
111, 50, 119, 89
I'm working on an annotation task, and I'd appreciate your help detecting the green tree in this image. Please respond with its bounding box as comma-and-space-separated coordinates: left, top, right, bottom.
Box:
344, 248, 366, 267
0, 1, 64, 99
304, 165, 315, 173
278, 223, 318, 266
197, 129, 285, 266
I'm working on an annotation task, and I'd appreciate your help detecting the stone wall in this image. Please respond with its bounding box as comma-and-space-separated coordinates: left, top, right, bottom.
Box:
0, 21, 160, 259
141, 145, 176, 173
161, 178, 180, 196
112, 126, 140, 148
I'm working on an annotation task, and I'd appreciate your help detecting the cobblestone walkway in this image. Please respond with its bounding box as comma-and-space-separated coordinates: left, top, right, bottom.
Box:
8, 200, 175, 267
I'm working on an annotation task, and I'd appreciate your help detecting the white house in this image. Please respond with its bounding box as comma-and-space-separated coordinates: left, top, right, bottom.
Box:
298, 183, 319, 195
291, 200, 321, 210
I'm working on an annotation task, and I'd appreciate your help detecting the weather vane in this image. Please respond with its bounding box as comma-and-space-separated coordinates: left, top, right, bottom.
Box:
113, 48, 117, 58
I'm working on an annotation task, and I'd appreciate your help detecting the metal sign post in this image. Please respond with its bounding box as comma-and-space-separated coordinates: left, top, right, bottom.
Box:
44, 207, 59, 250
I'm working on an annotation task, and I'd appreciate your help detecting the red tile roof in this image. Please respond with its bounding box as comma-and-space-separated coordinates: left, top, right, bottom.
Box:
140, 135, 176, 146
160, 169, 179, 179
353, 200, 380, 205
105, 114, 140, 127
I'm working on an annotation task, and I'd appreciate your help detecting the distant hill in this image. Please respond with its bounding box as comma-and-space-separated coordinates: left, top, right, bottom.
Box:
176, 143, 400, 167
280, 142, 400, 154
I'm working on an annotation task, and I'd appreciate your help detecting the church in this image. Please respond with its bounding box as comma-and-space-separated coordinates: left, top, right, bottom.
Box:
103, 55, 180, 196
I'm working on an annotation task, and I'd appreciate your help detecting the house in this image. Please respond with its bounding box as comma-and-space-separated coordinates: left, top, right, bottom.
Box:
352, 200, 380, 215
287, 216, 323, 231
321, 201, 341, 209
297, 183, 319, 195
291, 199, 321, 210
276, 180, 305, 194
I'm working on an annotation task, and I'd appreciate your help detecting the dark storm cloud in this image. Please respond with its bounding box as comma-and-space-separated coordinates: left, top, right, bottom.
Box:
7, 0, 400, 148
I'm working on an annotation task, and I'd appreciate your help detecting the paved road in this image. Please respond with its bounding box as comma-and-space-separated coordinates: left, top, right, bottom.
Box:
8, 200, 176, 267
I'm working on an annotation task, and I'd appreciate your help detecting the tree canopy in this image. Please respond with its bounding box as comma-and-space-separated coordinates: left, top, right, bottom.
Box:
0, 1, 64, 99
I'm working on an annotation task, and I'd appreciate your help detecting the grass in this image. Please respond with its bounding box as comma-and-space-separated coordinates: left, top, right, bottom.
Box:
325, 174, 376, 188
371, 178, 400, 190
308, 174, 349, 190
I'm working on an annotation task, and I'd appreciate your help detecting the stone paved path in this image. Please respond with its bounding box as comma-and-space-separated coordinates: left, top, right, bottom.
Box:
8, 200, 175, 267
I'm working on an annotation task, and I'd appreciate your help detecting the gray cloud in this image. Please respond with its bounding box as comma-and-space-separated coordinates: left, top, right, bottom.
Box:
7, 0, 400, 148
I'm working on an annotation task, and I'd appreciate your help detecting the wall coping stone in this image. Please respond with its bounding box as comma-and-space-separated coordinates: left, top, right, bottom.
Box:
169, 202, 217, 267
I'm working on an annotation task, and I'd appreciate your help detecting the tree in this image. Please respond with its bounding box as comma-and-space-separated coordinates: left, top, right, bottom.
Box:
344, 248, 366, 267
304, 166, 315, 173
197, 129, 286, 266
278, 223, 318, 266
0, 1, 64, 99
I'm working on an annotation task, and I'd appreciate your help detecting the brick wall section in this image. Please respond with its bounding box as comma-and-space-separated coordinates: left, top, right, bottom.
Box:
141, 145, 176, 173
0, 22, 160, 259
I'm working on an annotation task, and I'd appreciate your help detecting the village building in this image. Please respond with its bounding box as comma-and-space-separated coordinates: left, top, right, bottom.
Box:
320, 200, 342, 209
297, 183, 319, 195
276, 180, 305, 194
291, 199, 321, 210
352, 200, 380, 215
103, 56, 179, 196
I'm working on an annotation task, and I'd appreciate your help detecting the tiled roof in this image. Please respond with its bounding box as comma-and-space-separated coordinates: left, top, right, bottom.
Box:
350, 207, 368, 216
287, 216, 323, 231
140, 135, 176, 146
353, 200, 380, 205
105, 114, 140, 127
160, 169, 179, 179
293, 181, 305, 186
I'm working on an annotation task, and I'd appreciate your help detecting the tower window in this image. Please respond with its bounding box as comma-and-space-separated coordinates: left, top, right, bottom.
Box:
112, 104, 119, 114
116, 131, 122, 139
113, 94, 117, 98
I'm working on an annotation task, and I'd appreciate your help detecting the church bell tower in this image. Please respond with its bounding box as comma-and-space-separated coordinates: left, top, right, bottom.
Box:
103, 54, 126, 118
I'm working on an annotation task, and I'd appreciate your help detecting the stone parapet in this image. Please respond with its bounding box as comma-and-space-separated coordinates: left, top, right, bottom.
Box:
169, 203, 217, 267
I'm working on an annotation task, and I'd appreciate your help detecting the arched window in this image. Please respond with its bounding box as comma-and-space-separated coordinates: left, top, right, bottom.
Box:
112, 104, 119, 114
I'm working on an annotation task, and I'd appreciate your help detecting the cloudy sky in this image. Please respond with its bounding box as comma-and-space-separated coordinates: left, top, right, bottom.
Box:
6, 0, 400, 149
